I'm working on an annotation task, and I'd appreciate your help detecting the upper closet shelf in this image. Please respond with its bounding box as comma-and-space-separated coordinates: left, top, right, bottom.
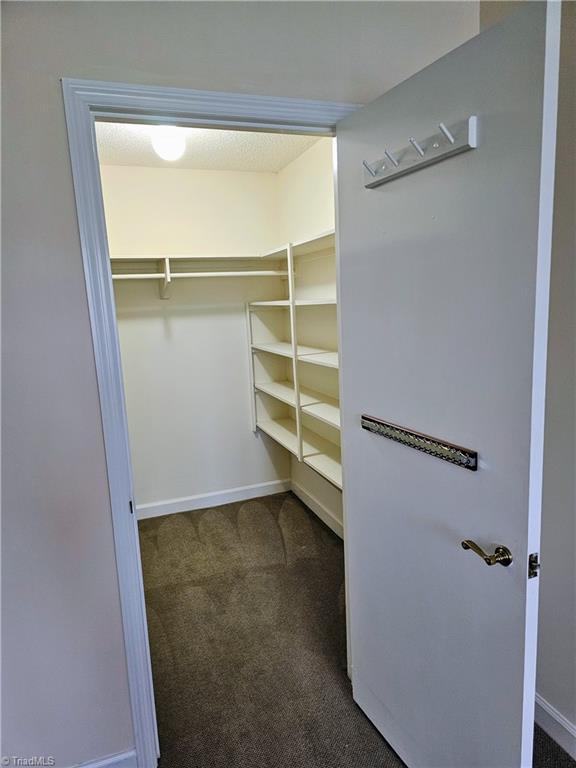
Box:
110, 250, 289, 290
292, 230, 335, 256
112, 270, 288, 280
110, 247, 287, 261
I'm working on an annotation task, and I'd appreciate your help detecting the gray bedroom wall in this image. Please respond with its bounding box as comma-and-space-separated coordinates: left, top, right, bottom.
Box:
537, 1, 576, 748
1, 3, 478, 765
482, 1, 575, 753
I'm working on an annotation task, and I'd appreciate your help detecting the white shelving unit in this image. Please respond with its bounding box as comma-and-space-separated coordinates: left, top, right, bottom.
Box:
247, 230, 342, 490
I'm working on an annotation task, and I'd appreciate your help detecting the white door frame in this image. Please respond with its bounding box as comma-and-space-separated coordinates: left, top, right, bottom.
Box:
61, 77, 359, 768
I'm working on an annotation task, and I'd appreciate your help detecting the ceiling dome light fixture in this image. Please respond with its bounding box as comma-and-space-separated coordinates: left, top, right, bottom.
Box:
151, 126, 186, 161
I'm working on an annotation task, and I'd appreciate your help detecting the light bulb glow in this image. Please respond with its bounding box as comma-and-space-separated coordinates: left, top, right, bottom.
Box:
151, 126, 186, 161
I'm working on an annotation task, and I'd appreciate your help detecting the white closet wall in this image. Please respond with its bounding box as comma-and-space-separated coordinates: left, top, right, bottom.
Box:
101, 165, 290, 515
101, 165, 281, 256
100, 138, 341, 527
277, 139, 335, 242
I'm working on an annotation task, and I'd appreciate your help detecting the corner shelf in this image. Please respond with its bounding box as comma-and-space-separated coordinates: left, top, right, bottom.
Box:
251, 341, 294, 359
247, 230, 342, 490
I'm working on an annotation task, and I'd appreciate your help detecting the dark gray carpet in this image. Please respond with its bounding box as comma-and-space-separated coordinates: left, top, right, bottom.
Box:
139, 492, 575, 768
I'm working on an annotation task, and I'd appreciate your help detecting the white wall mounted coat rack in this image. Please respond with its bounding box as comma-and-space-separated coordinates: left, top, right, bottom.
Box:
363, 115, 478, 188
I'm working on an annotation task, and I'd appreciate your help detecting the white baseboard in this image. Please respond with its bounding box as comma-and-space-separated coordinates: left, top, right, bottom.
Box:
291, 481, 343, 538
74, 749, 138, 768
136, 479, 291, 519
535, 692, 576, 760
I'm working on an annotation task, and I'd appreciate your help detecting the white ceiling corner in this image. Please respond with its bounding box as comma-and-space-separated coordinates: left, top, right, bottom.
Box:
95, 122, 322, 173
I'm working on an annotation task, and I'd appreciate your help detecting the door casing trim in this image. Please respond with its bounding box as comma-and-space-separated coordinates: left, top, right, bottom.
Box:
61, 77, 359, 768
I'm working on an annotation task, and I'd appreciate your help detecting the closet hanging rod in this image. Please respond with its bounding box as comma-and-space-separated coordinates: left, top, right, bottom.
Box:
110, 248, 286, 262
112, 270, 289, 280
171, 271, 288, 278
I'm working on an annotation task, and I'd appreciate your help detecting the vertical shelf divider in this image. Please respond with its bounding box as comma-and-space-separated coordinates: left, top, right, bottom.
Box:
287, 243, 303, 461
245, 302, 257, 432
159, 256, 171, 299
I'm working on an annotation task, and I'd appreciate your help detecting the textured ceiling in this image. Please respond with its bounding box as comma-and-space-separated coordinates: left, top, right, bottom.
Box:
95, 122, 321, 172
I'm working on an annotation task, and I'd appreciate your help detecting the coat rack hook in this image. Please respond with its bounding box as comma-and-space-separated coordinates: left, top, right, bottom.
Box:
362, 160, 377, 177
439, 122, 456, 144
409, 137, 425, 157
363, 115, 478, 189
384, 149, 399, 168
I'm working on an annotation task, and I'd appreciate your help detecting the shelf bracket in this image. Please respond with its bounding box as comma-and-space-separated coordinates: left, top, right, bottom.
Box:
160, 257, 171, 299
363, 115, 478, 189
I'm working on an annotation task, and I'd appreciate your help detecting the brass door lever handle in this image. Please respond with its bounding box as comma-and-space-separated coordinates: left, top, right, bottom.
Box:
461, 540, 513, 567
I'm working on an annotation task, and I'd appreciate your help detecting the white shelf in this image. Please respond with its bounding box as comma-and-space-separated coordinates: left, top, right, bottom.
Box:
304, 442, 342, 489
111, 254, 261, 261
293, 230, 335, 256
304, 456, 342, 489
255, 381, 322, 408
249, 298, 336, 308
256, 419, 320, 456
252, 342, 332, 360
295, 298, 337, 306
257, 418, 299, 456
113, 270, 287, 280
250, 300, 290, 308
251, 341, 293, 358
173, 271, 287, 278
298, 350, 339, 369
256, 417, 341, 467
302, 396, 340, 429
255, 380, 339, 429
261, 245, 289, 260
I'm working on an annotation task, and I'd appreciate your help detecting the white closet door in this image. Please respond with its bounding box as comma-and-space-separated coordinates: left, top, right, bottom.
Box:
336, 4, 560, 767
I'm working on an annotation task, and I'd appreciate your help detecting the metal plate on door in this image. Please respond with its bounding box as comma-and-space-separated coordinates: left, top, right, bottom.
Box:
361, 414, 478, 471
